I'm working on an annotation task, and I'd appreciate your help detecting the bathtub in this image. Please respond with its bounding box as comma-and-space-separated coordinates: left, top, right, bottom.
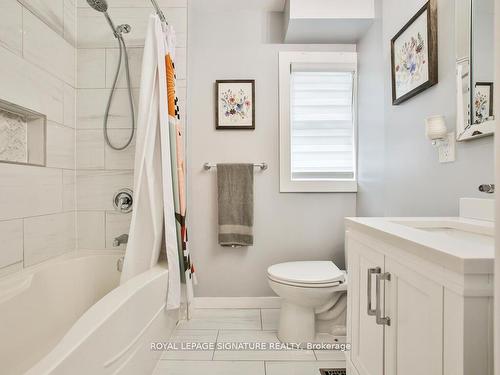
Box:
0, 251, 178, 375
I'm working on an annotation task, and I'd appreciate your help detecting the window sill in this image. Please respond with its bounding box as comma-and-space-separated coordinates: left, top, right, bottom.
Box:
279, 179, 358, 193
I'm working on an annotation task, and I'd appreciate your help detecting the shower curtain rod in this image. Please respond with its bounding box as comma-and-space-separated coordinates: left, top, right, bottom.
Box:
150, 0, 168, 24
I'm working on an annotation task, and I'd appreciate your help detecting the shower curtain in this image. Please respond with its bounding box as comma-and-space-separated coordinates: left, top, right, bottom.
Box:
120, 15, 195, 311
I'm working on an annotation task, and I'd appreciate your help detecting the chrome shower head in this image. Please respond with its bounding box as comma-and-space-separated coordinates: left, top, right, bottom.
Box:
86, 0, 108, 12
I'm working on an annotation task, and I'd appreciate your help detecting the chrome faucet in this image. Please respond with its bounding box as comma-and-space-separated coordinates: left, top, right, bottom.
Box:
478, 184, 495, 194
113, 234, 129, 247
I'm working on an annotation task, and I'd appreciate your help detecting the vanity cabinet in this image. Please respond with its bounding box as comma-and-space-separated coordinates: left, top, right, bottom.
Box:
345, 223, 493, 375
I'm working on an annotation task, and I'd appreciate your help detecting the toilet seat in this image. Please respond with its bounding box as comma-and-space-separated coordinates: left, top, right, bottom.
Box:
267, 261, 345, 288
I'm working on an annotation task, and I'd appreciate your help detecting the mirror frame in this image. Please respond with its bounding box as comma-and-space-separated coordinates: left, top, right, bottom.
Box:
455, 0, 495, 141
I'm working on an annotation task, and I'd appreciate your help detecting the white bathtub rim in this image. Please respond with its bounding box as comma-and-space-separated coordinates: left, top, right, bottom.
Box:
0, 250, 124, 304
25, 261, 169, 375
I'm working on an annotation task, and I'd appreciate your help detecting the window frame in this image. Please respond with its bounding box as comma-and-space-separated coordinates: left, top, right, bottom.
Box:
279, 51, 358, 193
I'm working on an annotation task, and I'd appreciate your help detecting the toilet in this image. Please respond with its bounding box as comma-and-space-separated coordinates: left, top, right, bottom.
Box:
267, 261, 346, 343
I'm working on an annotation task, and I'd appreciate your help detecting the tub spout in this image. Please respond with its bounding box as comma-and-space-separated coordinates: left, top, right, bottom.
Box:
113, 234, 128, 247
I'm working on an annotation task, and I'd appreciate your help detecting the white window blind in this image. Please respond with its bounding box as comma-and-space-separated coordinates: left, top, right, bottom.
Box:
290, 67, 355, 181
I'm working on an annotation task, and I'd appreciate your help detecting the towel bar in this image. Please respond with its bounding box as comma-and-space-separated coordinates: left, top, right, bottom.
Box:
203, 162, 268, 171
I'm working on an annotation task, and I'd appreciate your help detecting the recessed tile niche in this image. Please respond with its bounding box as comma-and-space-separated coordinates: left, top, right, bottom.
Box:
0, 99, 46, 166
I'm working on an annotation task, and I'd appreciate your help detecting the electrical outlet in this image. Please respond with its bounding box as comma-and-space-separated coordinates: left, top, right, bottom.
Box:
438, 132, 456, 163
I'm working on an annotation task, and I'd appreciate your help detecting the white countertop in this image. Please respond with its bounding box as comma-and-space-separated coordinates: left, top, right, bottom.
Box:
345, 217, 494, 274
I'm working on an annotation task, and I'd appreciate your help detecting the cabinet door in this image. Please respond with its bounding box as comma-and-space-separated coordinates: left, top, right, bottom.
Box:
384, 257, 443, 375
347, 236, 384, 375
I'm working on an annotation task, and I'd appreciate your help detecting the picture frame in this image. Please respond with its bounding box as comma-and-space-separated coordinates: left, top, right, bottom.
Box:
473, 82, 494, 124
215, 80, 255, 130
390, 1, 438, 105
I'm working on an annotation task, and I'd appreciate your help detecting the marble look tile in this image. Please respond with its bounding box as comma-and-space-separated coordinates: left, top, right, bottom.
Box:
63, 0, 77, 46
0, 46, 64, 124
175, 48, 187, 80
18, 0, 64, 35
177, 309, 261, 330
63, 83, 76, 128
105, 212, 132, 249
78, 49, 106, 88
76, 170, 133, 210
214, 330, 316, 361
77, 7, 187, 48
76, 88, 139, 130
0, 164, 62, 220
78, 0, 187, 7
106, 48, 143, 89
46, 122, 75, 169
76, 130, 105, 169
0, 0, 23, 55
105, 130, 136, 170
261, 308, 280, 330
266, 361, 346, 375
23, 8, 76, 86
0, 220, 23, 269
77, 211, 105, 249
153, 360, 265, 375
160, 329, 218, 360
63, 170, 76, 211
24, 211, 76, 266
0, 261, 23, 278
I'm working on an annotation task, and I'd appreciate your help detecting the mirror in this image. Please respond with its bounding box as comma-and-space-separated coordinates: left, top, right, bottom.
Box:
456, 0, 495, 141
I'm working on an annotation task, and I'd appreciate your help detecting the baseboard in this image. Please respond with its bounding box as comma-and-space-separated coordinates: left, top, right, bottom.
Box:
192, 296, 282, 309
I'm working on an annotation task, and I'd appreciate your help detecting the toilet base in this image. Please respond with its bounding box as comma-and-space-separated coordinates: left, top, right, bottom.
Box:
277, 301, 316, 343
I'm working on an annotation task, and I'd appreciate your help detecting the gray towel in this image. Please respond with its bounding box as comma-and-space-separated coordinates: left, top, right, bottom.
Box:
217, 163, 254, 247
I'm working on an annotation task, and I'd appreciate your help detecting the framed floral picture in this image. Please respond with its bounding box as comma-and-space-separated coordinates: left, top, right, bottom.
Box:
216, 80, 255, 129
390, 1, 438, 105
473, 82, 494, 124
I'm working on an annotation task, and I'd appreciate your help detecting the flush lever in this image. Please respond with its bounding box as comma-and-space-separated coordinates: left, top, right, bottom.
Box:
478, 184, 495, 194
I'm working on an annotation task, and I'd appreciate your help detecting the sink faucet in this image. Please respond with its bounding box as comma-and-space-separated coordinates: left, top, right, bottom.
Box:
478, 184, 495, 194
113, 234, 129, 247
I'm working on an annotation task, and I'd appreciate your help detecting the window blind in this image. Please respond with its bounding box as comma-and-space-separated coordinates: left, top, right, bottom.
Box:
290, 69, 355, 181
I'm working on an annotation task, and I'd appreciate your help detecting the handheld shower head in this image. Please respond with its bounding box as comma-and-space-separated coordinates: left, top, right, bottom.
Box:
86, 0, 108, 12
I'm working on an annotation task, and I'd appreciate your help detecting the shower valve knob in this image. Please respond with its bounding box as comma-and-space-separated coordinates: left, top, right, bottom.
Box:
113, 189, 133, 213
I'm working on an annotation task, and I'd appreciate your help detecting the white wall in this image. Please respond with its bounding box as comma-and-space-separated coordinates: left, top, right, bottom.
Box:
75, 0, 187, 251
188, 1, 357, 297
357, 0, 495, 217
0, 0, 77, 273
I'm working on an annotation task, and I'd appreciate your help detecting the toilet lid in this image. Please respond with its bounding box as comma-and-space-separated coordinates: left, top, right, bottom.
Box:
267, 261, 344, 285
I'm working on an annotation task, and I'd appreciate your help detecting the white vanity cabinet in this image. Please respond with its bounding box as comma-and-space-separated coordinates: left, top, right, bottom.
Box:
345, 218, 493, 375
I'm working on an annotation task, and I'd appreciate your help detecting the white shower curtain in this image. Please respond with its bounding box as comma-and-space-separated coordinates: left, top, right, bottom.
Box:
120, 15, 190, 311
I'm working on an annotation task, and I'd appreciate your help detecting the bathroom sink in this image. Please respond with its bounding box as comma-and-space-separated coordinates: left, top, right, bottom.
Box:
391, 219, 494, 247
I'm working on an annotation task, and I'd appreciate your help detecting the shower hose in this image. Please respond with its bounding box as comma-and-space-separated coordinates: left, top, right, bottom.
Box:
103, 35, 135, 151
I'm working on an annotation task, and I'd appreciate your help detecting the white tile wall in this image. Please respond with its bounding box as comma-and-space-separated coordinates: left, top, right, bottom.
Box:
77, 211, 105, 249
0, 220, 23, 269
0, 164, 63, 221
76, 170, 133, 210
76, 130, 105, 169
105, 48, 144, 89
23, 8, 76, 86
104, 130, 136, 170
46, 122, 76, 169
24, 212, 76, 266
0, 0, 23, 55
0, 0, 76, 272
0, 47, 64, 125
77, 49, 106, 88
77, 0, 187, 7
18, 0, 65, 35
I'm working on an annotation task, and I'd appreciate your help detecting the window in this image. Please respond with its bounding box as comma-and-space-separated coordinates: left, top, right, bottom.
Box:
279, 52, 357, 192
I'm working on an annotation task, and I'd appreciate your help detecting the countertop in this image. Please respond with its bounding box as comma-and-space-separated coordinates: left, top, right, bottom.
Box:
345, 217, 494, 274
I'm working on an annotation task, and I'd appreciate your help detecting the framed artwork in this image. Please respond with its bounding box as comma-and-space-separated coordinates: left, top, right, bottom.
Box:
391, 1, 438, 105
216, 80, 255, 130
473, 82, 494, 124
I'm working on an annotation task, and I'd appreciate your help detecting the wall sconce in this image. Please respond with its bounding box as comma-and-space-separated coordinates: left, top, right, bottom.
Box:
425, 115, 455, 163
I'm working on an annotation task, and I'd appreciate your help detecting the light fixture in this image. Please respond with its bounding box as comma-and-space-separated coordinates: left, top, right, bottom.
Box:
425, 115, 455, 163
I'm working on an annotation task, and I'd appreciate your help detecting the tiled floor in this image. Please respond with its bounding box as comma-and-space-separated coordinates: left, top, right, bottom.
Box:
153, 308, 346, 375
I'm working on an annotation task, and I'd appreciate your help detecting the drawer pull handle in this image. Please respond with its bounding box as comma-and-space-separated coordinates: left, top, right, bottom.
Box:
376, 272, 391, 326
367, 267, 381, 316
